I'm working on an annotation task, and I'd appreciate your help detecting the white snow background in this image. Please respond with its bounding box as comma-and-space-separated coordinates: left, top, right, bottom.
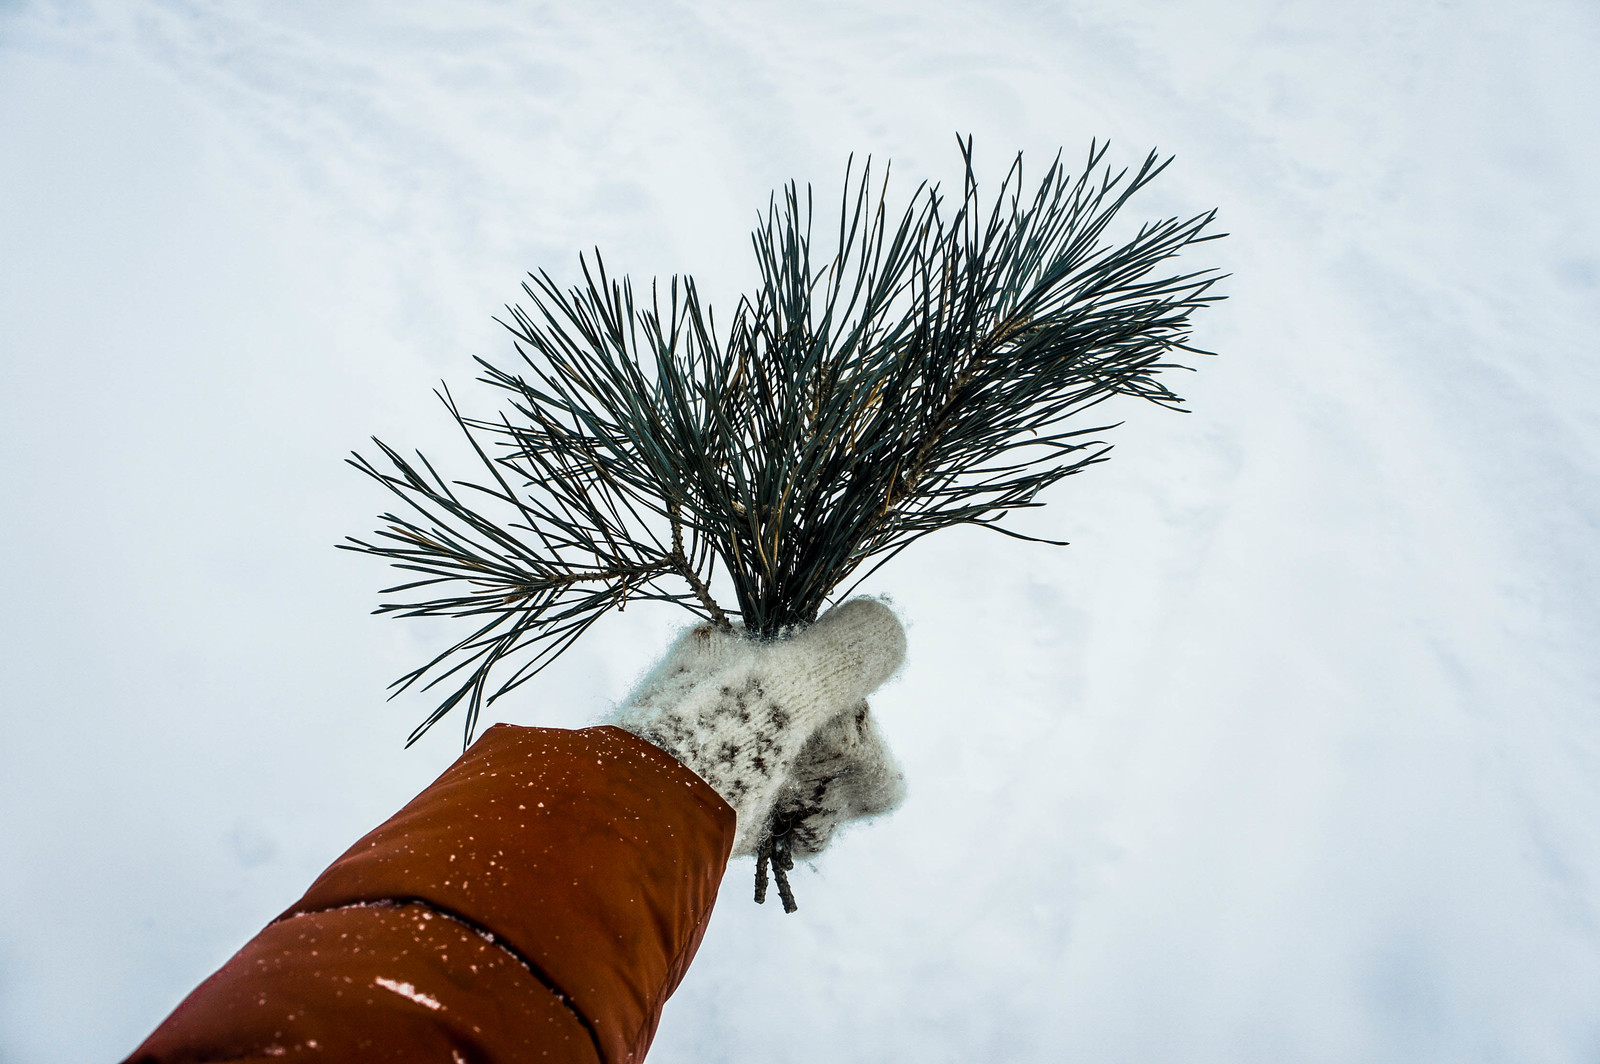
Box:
2, 1, 1598, 1061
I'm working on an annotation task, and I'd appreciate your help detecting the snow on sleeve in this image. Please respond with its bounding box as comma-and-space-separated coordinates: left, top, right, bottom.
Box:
373, 976, 443, 1011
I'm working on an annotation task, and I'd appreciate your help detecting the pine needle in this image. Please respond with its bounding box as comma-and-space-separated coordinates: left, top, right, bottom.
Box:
341, 136, 1226, 747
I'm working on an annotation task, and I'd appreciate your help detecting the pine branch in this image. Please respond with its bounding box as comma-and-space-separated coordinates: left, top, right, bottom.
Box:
343, 136, 1226, 746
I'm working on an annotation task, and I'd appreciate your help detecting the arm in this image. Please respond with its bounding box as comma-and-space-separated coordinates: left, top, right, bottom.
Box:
124, 598, 906, 1064
123, 724, 734, 1064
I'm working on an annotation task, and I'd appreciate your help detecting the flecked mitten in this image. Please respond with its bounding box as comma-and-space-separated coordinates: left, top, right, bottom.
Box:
765, 700, 906, 860
609, 598, 906, 860
751, 699, 907, 910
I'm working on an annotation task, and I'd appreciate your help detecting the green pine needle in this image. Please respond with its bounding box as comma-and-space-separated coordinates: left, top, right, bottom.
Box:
341, 136, 1227, 748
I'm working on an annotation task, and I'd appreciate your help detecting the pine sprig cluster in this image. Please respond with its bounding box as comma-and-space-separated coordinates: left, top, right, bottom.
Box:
343, 138, 1225, 747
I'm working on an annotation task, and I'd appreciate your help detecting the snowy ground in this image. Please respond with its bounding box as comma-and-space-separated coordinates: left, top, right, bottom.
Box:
2, 2, 1598, 1061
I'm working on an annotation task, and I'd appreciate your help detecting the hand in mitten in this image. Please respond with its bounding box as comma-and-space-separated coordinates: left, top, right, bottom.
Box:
608, 598, 906, 874
755, 700, 906, 910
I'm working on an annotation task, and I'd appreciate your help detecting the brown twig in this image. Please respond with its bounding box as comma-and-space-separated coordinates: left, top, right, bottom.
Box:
668, 500, 731, 629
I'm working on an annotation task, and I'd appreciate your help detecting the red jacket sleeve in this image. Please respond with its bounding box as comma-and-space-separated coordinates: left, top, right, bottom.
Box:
123, 724, 737, 1064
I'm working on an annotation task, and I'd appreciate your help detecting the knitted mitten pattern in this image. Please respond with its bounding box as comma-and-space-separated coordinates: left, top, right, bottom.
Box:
609, 598, 905, 858
766, 700, 906, 861
749, 699, 906, 910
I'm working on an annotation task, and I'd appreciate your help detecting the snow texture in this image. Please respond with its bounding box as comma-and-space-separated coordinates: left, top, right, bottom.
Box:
1, 2, 1597, 1062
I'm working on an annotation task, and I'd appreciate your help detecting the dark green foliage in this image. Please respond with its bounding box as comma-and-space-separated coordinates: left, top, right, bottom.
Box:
342, 138, 1226, 747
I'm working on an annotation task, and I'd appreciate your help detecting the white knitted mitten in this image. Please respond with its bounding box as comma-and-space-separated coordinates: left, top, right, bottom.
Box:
752, 700, 906, 910
768, 700, 906, 860
609, 598, 906, 861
